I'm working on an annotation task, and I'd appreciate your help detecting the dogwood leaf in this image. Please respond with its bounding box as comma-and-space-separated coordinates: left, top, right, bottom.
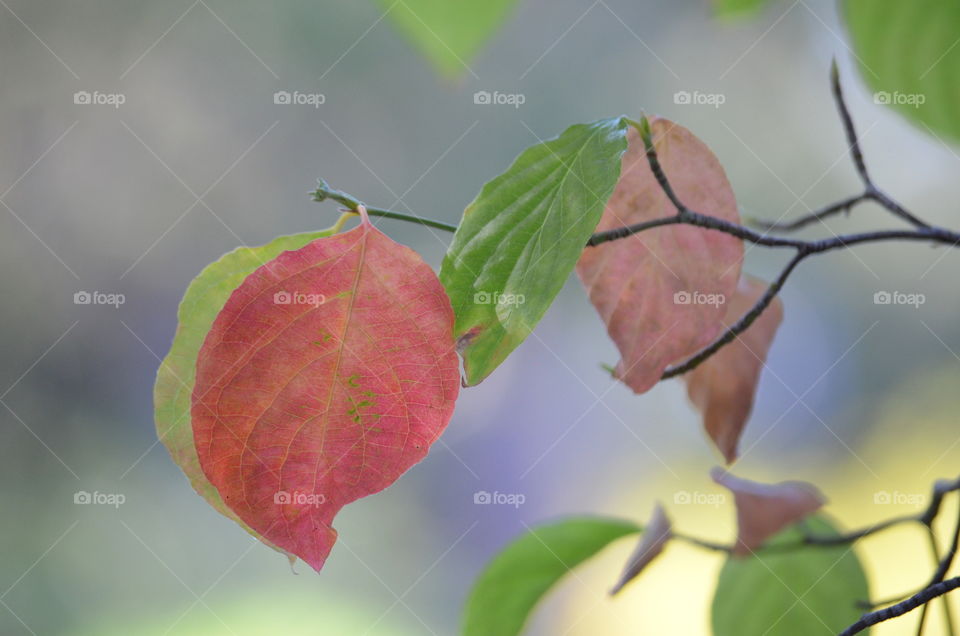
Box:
192, 210, 460, 572
374, 0, 519, 78
154, 220, 348, 557
711, 468, 826, 555
844, 0, 960, 142
577, 118, 743, 394
464, 517, 639, 636
441, 117, 629, 386
685, 276, 784, 463
609, 502, 672, 595
712, 516, 869, 635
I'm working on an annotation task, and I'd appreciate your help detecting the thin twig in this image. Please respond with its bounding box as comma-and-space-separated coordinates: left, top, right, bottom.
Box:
917, 529, 940, 636
751, 62, 928, 232
312, 180, 459, 232
831, 59, 871, 188
608, 120, 960, 379
840, 577, 960, 636
661, 251, 804, 379
750, 193, 868, 232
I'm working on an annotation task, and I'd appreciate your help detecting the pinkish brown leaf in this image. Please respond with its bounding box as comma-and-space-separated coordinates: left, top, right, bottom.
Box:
685, 276, 784, 463
192, 209, 460, 572
610, 502, 672, 595
711, 468, 825, 556
577, 118, 743, 394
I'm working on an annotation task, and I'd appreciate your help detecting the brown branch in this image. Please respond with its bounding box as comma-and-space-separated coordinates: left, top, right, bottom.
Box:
752, 62, 929, 233
841, 577, 960, 636
584, 68, 960, 382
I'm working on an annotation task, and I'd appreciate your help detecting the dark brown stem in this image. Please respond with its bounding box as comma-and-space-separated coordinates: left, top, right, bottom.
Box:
585, 77, 960, 381
840, 577, 960, 636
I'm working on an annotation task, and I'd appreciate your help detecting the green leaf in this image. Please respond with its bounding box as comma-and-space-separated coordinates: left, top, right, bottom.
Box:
713, 0, 773, 18
463, 517, 640, 636
843, 0, 960, 142
440, 117, 629, 385
711, 515, 870, 636
153, 218, 347, 551
374, 0, 519, 78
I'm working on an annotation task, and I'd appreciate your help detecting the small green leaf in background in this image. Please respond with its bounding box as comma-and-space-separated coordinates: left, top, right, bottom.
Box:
153, 218, 347, 552
712, 0, 773, 19
463, 517, 640, 636
440, 117, 629, 386
374, 0, 519, 78
844, 0, 960, 142
711, 515, 870, 635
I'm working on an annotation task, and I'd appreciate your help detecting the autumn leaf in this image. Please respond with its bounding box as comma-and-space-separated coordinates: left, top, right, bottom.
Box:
609, 502, 672, 595
685, 276, 784, 463
577, 118, 743, 394
192, 208, 460, 572
711, 468, 825, 556
154, 218, 350, 559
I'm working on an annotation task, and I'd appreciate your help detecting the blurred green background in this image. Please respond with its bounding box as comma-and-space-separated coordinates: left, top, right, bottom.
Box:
1, 0, 959, 634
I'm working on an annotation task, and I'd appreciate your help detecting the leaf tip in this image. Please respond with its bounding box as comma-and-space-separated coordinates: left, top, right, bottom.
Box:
609, 502, 672, 595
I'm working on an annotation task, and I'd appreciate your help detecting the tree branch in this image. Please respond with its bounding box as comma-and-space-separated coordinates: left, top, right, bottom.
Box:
841, 577, 960, 636
752, 62, 928, 232
606, 115, 960, 380
315, 68, 960, 384
749, 193, 868, 233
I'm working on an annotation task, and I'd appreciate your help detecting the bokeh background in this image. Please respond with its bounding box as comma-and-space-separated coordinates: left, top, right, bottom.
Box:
1, 0, 959, 634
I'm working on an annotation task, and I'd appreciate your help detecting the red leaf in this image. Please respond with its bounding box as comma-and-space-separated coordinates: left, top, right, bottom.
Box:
685, 276, 784, 463
577, 118, 743, 394
610, 502, 672, 595
711, 468, 825, 556
192, 210, 460, 572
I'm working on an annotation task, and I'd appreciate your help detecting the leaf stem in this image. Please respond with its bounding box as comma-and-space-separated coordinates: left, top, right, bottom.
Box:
312, 180, 458, 233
